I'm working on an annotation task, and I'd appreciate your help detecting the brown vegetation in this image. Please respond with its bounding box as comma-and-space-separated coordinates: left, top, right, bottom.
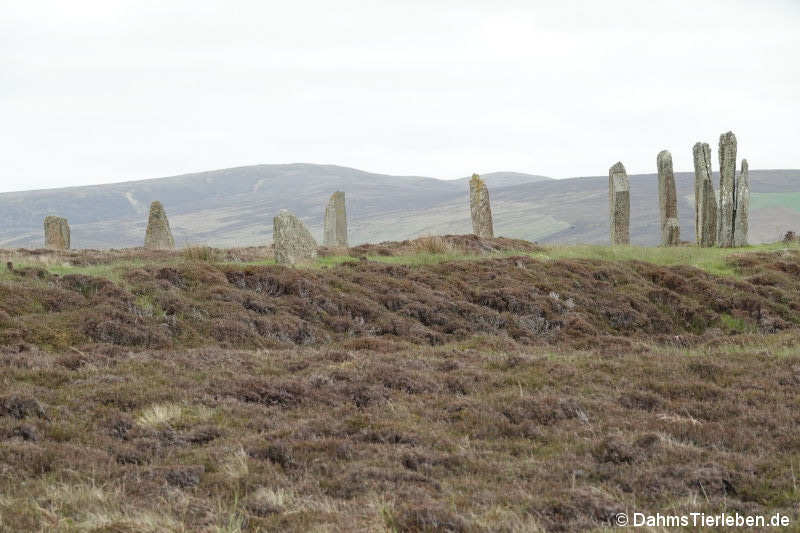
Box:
1, 242, 800, 531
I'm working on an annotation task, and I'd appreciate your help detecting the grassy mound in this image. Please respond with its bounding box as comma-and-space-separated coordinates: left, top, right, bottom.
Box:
1, 238, 800, 531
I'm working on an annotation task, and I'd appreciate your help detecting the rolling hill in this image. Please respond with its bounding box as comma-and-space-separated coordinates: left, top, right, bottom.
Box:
0, 164, 798, 248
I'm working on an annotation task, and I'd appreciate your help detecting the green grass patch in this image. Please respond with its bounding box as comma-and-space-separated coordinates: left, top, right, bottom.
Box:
526, 241, 800, 276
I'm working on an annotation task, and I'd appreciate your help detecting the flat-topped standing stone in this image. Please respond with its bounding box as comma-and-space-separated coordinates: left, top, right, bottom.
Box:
323, 191, 348, 247
693, 142, 717, 247
717, 131, 737, 247
469, 174, 494, 238
144, 201, 175, 250
274, 209, 318, 265
608, 162, 630, 245
44, 216, 70, 249
657, 150, 680, 246
733, 159, 750, 247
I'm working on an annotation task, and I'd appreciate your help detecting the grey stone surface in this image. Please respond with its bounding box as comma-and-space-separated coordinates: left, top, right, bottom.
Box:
274, 209, 318, 265
693, 142, 717, 247
608, 162, 630, 245
44, 216, 70, 250
663, 217, 680, 247
144, 201, 175, 250
734, 159, 750, 247
657, 150, 680, 246
699, 178, 718, 248
717, 131, 737, 247
469, 174, 494, 238
323, 191, 348, 247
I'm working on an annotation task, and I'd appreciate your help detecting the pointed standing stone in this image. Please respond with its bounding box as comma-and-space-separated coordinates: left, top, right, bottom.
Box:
693, 142, 717, 247
273, 209, 318, 265
608, 162, 630, 245
44, 216, 70, 250
469, 174, 494, 238
144, 201, 175, 250
323, 191, 348, 248
717, 131, 737, 247
657, 150, 680, 246
733, 159, 750, 247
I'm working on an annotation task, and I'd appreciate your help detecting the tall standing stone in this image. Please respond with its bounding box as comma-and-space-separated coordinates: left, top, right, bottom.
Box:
44, 216, 70, 250
608, 162, 630, 245
469, 174, 494, 239
323, 191, 348, 248
717, 131, 737, 247
699, 178, 718, 248
144, 201, 175, 250
733, 159, 750, 247
657, 150, 680, 246
693, 142, 717, 247
273, 209, 318, 265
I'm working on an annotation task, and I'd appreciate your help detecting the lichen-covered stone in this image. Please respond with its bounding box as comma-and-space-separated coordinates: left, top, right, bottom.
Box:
717, 131, 737, 247
273, 209, 318, 265
44, 216, 70, 250
323, 191, 348, 248
608, 162, 630, 245
699, 178, 718, 248
734, 159, 750, 247
144, 201, 175, 250
693, 142, 717, 247
657, 150, 679, 246
663, 217, 680, 247
469, 174, 494, 238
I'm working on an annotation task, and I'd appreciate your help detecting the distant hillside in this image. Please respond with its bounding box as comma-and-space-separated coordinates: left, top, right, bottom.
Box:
0, 164, 798, 248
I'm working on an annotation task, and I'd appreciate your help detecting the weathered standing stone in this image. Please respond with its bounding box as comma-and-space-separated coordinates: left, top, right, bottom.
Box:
657, 150, 680, 246
699, 178, 718, 248
273, 209, 318, 265
693, 142, 717, 247
323, 191, 348, 248
469, 174, 494, 238
608, 162, 630, 245
734, 159, 750, 247
44, 216, 70, 249
663, 218, 680, 247
144, 201, 175, 250
717, 131, 737, 247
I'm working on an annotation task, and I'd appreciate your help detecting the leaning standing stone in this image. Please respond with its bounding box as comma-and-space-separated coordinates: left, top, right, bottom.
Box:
693, 142, 717, 247
44, 216, 70, 250
273, 209, 318, 265
717, 131, 737, 247
733, 159, 750, 247
657, 150, 680, 246
323, 191, 348, 248
469, 174, 494, 238
608, 162, 630, 245
144, 201, 175, 250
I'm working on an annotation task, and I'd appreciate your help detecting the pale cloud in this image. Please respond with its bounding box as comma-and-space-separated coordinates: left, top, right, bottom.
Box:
1, 0, 798, 192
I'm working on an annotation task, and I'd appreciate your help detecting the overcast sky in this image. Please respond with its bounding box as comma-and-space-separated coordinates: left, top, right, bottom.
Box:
1, 0, 798, 192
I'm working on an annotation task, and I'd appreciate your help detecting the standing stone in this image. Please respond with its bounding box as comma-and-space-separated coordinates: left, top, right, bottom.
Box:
144, 201, 175, 250
693, 142, 717, 247
44, 216, 70, 250
273, 209, 318, 265
469, 174, 494, 238
717, 131, 737, 247
323, 191, 348, 248
733, 159, 750, 247
699, 178, 718, 248
657, 150, 680, 246
608, 162, 630, 245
